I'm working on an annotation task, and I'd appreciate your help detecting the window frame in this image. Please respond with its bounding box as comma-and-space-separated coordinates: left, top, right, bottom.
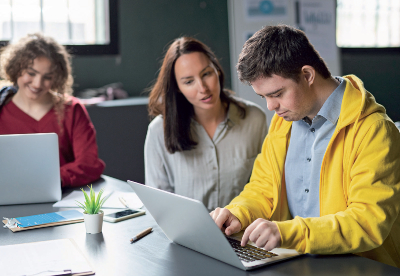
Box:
341, 47, 400, 55
336, 0, 400, 55
0, 0, 119, 56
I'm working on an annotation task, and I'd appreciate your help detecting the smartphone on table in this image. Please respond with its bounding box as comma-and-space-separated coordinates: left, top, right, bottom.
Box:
103, 209, 145, 223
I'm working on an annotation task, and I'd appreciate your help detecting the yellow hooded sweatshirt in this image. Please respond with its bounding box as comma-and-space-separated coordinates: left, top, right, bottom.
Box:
226, 75, 400, 267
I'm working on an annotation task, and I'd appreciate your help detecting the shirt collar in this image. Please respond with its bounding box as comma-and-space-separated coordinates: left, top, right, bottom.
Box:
191, 100, 238, 128
225, 102, 240, 128
315, 77, 346, 125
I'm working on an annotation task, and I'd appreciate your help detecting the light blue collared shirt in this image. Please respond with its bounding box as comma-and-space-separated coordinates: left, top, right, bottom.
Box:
285, 77, 346, 218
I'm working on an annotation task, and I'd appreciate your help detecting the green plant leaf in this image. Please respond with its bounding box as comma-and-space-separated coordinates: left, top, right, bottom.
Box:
75, 200, 88, 213
75, 184, 109, 214
82, 188, 90, 205
95, 188, 104, 207
93, 188, 103, 214
90, 185, 96, 213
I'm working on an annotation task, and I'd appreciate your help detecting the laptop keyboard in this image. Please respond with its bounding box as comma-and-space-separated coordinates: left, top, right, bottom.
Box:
226, 237, 278, 263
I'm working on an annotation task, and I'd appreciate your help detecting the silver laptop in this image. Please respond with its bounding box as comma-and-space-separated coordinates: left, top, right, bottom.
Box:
128, 181, 301, 270
0, 133, 61, 205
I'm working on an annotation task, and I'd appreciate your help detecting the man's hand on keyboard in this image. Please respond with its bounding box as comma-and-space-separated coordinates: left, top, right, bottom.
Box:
241, 219, 281, 251
210, 207, 241, 236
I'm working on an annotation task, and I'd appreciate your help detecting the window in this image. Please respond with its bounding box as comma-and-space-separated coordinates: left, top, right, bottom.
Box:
0, 0, 118, 55
337, 0, 400, 49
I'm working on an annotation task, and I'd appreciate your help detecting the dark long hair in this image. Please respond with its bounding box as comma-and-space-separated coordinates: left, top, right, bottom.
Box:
148, 37, 245, 154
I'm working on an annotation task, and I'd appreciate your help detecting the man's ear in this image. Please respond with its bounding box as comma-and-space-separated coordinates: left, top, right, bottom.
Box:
301, 65, 315, 86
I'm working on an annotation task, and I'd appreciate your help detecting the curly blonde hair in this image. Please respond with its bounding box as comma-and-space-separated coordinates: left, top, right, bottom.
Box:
0, 33, 73, 120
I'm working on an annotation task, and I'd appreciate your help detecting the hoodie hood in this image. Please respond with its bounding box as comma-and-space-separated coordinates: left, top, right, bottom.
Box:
338, 75, 386, 130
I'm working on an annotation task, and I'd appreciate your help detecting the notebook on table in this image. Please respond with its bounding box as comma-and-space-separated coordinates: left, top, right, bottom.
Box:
127, 181, 302, 271
2, 210, 84, 232
0, 133, 61, 205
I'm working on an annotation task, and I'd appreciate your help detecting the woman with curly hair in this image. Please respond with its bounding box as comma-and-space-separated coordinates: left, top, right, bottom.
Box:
0, 33, 105, 188
145, 37, 268, 211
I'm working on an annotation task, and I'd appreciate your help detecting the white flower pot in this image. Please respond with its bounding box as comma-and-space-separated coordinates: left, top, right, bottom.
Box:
83, 211, 104, 234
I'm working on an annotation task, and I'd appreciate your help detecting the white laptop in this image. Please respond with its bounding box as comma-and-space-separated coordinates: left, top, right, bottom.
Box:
127, 181, 301, 270
0, 133, 62, 205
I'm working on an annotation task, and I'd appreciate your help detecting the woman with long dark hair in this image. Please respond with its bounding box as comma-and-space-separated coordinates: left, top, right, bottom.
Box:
145, 37, 267, 210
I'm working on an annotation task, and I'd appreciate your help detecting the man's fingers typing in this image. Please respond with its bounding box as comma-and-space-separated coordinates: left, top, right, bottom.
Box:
241, 219, 281, 250
241, 220, 258, 246
210, 208, 241, 235
213, 208, 228, 230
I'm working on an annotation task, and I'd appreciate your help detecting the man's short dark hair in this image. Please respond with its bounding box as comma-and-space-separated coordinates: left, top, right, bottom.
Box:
237, 25, 331, 84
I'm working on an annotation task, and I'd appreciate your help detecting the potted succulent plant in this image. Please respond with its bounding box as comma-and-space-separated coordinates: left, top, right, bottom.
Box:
76, 185, 108, 234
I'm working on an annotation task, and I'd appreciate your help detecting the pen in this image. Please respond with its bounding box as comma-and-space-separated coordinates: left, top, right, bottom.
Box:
130, 227, 153, 243
119, 197, 130, 209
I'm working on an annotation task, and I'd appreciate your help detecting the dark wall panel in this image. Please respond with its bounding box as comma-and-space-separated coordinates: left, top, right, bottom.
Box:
342, 52, 400, 122
72, 0, 231, 97
86, 104, 149, 183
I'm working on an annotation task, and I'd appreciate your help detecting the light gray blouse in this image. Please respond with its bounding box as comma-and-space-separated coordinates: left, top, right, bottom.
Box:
144, 98, 268, 211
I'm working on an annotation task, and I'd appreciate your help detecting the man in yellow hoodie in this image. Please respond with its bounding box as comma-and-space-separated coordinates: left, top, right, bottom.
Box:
211, 25, 400, 268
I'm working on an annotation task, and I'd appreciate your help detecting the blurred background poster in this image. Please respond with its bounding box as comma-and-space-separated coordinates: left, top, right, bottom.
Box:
244, 0, 289, 21
299, 0, 337, 60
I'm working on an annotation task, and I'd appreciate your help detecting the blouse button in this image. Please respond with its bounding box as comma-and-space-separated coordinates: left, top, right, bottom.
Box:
310, 128, 315, 133
305, 189, 309, 193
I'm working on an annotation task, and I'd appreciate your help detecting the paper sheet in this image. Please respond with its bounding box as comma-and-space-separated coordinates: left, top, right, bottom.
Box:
53, 191, 143, 209
0, 239, 93, 276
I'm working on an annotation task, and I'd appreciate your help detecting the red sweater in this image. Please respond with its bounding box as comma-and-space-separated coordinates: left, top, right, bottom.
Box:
0, 96, 105, 188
